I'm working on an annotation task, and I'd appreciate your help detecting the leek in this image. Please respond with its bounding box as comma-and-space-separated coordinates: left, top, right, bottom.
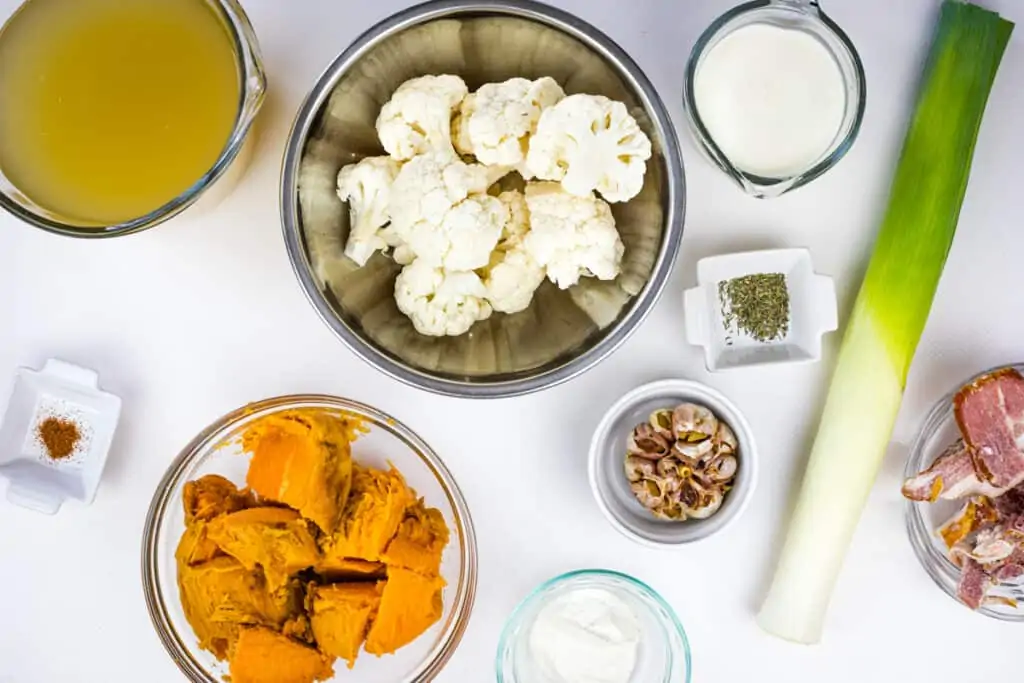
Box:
758, 1, 1013, 644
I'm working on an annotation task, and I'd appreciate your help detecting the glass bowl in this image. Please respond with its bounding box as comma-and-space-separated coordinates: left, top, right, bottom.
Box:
904, 364, 1024, 621
496, 569, 690, 683
281, 0, 685, 398
141, 395, 478, 681
0, 0, 265, 238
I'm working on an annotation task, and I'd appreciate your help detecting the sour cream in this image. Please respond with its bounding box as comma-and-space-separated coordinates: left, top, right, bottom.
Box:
528, 588, 641, 683
693, 23, 846, 178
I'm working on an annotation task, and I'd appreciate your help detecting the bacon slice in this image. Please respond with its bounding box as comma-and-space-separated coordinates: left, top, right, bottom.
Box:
955, 368, 1024, 490
957, 558, 992, 610
902, 440, 1003, 502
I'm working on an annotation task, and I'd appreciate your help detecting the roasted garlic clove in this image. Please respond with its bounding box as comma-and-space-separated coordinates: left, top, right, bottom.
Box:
630, 478, 666, 510
713, 422, 738, 456
672, 403, 718, 443
653, 501, 687, 521
674, 437, 715, 459
649, 409, 675, 440
705, 454, 738, 482
688, 487, 724, 519
627, 423, 671, 460
624, 456, 656, 483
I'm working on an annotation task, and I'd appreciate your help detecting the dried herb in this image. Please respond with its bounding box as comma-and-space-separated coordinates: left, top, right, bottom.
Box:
37, 417, 80, 460
719, 273, 790, 343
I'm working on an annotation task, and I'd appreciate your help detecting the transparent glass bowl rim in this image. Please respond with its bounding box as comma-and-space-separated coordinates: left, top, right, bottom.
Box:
0, 0, 266, 238
682, 0, 867, 196
903, 363, 1024, 622
494, 568, 692, 683
141, 394, 480, 682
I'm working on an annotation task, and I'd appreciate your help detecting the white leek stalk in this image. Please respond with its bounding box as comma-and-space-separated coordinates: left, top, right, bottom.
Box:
757, 0, 1013, 644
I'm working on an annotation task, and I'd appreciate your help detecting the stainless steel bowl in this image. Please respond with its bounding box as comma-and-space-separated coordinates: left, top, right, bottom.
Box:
281, 0, 685, 398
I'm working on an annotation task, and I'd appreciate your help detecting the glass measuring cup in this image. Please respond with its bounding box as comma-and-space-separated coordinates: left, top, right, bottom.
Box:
683, 0, 865, 198
0, 0, 266, 238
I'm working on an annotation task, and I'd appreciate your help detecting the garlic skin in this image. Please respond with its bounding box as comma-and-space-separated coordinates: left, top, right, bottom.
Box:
624, 403, 739, 521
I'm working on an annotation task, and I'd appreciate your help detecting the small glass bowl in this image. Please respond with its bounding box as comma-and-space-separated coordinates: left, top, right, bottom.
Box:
904, 364, 1024, 621
683, 0, 865, 198
141, 395, 478, 682
496, 569, 690, 683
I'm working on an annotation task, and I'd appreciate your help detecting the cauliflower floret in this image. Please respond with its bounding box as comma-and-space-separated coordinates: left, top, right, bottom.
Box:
388, 152, 510, 269
389, 151, 502, 232
525, 94, 652, 203
376, 75, 468, 160
523, 181, 624, 289
452, 77, 564, 168
395, 260, 492, 336
336, 156, 402, 266
481, 247, 545, 314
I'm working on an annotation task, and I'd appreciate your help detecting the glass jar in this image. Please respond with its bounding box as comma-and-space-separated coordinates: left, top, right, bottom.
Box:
0, 0, 266, 238
683, 0, 865, 198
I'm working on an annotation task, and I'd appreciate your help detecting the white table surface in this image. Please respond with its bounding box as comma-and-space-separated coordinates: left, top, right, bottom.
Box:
2, 0, 1022, 680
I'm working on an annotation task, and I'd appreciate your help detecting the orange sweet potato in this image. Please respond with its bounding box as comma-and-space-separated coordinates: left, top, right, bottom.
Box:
205, 507, 320, 591
364, 568, 445, 656
321, 465, 415, 564
244, 411, 356, 533
381, 499, 449, 576
309, 582, 385, 668
229, 627, 333, 683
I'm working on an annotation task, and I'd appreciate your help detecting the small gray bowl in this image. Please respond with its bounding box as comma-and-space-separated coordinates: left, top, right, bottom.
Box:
588, 379, 758, 546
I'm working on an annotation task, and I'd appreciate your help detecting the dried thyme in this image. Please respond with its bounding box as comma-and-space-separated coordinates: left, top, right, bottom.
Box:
719, 273, 790, 343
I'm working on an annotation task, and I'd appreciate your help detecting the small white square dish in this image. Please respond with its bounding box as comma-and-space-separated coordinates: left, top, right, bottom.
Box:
0, 358, 121, 514
684, 248, 837, 372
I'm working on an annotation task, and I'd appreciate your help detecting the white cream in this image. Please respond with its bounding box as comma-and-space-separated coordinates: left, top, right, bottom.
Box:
694, 23, 846, 178
528, 588, 640, 683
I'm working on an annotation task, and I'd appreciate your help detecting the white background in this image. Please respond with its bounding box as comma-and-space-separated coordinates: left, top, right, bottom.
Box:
1, 0, 1022, 680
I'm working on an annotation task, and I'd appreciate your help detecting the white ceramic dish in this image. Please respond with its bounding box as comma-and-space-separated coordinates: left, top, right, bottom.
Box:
588, 379, 758, 547
684, 248, 837, 371
0, 358, 121, 514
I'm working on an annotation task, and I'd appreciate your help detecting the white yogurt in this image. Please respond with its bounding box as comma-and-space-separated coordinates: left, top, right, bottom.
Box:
528, 588, 640, 683
693, 23, 846, 178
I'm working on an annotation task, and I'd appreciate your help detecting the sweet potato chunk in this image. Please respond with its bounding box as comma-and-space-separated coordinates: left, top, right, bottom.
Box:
206, 507, 320, 591
381, 499, 449, 576
229, 627, 333, 683
364, 568, 445, 656
309, 582, 385, 667
177, 557, 302, 659
183, 474, 253, 524
245, 411, 356, 533
322, 465, 415, 563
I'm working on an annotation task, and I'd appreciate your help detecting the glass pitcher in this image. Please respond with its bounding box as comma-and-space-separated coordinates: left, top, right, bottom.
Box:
0, 0, 266, 238
683, 0, 865, 198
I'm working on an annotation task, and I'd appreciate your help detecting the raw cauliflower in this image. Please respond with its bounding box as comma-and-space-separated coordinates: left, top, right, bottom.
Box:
478, 189, 545, 314
497, 189, 530, 247
376, 75, 468, 160
523, 181, 624, 289
452, 77, 564, 168
525, 94, 652, 202
388, 152, 508, 270
394, 260, 492, 336
336, 156, 402, 266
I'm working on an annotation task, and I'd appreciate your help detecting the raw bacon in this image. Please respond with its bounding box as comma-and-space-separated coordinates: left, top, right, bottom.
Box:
955, 368, 1024, 490
901, 440, 1002, 502
957, 559, 992, 610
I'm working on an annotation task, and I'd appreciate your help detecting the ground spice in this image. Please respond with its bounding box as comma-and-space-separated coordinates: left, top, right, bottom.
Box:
37, 417, 81, 460
719, 272, 790, 343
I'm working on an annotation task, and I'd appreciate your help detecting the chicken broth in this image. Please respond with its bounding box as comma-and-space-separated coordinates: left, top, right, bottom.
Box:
0, 0, 241, 224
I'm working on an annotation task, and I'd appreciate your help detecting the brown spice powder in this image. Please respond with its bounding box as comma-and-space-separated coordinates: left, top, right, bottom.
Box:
38, 417, 81, 460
